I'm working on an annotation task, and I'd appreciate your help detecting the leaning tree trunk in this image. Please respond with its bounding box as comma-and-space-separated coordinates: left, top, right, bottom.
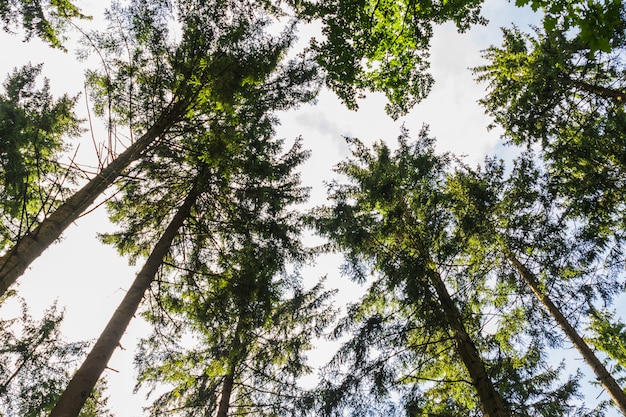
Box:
507, 253, 626, 416
0, 100, 186, 295
49, 184, 199, 417
426, 265, 510, 417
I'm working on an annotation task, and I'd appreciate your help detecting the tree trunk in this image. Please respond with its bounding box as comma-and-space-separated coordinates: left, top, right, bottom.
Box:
216, 315, 246, 417
426, 265, 510, 417
507, 253, 626, 416
0, 102, 185, 295
216, 372, 236, 417
49, 184, 199, 417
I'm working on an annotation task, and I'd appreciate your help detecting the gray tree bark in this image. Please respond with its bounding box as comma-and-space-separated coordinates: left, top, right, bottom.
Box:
0, 103, 185, 295
508, 253, 626, 416
49, 184, 199, 417
426, 266, 511, 417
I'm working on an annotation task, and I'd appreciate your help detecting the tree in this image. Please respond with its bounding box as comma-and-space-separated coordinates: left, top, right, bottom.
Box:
0, 0, 88, 49
135, 263, 334, 416
448, 154, 626, 414
0, 63, 81, 253
0, 0, 315, 294
310, 128, 510, 417
474, 20, 626, 248
0, 294, 111, 417
125, 135, 330, 417
50, 182, 200, 417
50, 20, 321, 409
310, 128, 601, 416
294, 0, 623, 117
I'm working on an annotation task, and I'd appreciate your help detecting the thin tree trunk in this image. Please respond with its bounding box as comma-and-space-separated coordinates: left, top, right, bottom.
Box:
397, 195, 509, 417
49, 184, 199, 417
427, 266, 510, 417
0, 102, 185, 294
216, 315, 246, 417
507, 253, 626, 416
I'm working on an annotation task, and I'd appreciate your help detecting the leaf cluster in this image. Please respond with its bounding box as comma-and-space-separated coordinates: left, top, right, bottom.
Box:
0, 0, 89, 49
0, 63, 81, 251
0, 295, 111, 417
297, 0, 485, 118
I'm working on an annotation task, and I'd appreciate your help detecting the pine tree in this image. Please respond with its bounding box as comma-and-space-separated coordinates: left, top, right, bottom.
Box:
310, 128, 510, 416
474, 17, 626, 249
448, 154, 626, 414
309, 128, 599, 416
0, 0, 316, 294
49, 14, 320, 410
0, 63, 81, 253
0, 294, 111, 417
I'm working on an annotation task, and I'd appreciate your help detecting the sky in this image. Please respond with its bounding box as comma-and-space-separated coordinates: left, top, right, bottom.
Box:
1, 1, 620, 416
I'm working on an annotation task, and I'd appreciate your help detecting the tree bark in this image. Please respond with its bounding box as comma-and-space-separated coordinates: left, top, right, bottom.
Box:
0, 102, 185, 295
49, 184, 199, 417
397, 196, 509, 417
216, 372, 236, 417
216, 315, 246, 417
507, 253, 626, 416
426, 265, 511, 417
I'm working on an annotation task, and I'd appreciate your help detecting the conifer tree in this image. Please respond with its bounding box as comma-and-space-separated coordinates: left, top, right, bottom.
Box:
0, 294, 111, 417
50, 16, 320, 410
136, 262, 334, 416
311, 129, 505, 416
474, 16, 626, 248
0, 0, 316, 293
310, 128, 600, 417
0, 63, 81, 253
448, 154, 626, 414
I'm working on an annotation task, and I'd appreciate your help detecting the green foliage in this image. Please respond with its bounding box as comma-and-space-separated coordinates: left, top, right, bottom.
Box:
515, 0, 625, 52
0, 0, 89, 49
588, 310, 626, 376
82, 1, 319, 147
0, 296, 111, 417
93, 9, 330, 410
137, 271, 335, 416
296, 0, 486, 117
0, 63, 81, 251
475, 21, 626, 249
450, 152, 625, 335
309, 128, 589, 416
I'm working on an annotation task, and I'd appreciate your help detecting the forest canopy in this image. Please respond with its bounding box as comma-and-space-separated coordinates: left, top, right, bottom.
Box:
0, 0, 625, 416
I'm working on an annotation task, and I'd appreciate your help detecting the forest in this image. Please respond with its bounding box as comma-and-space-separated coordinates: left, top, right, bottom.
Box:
0, 0, 625, 416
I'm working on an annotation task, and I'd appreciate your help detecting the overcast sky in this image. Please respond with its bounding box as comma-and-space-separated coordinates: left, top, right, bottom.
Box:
5, 1, 616, 416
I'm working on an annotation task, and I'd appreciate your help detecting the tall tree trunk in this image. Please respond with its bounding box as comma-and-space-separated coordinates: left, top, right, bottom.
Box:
426, 266, 510, 417
0, 101, 185, 294
49, 184, 199, 417
216, 315, 246, 417
216, 372, 236, 417
398, 196, 509, 417
507, 253, 626, 416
